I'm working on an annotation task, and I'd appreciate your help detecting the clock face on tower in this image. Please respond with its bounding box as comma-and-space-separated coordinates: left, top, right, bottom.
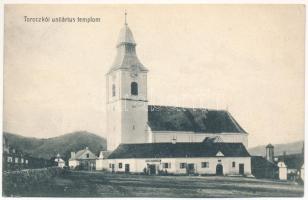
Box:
130, 65, 139, 78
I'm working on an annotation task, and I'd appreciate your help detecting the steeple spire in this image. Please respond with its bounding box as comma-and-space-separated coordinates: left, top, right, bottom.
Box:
124, 10, 127, 25
108, 13, 148, 74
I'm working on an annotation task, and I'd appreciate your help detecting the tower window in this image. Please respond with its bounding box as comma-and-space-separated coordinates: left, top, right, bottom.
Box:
112, 84, 116, 97
131, 82, 138, 95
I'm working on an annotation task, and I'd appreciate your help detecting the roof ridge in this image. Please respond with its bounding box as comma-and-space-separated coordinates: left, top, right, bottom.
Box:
225, 111, 247, 134
119, 142, 245, 146
148, 104, 227, 112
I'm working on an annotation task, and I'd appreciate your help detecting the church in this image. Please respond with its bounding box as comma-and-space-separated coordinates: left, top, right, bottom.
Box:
98, 14, 251, 176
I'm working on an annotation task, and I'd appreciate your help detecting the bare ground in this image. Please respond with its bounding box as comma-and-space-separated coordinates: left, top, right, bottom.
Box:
9, 171, 304, 197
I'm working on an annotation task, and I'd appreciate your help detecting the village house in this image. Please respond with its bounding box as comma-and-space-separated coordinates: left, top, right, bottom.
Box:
275, 152, 304, 181
3, 135, 55, 170
54, 153, 66, 168
99, 14, 252, 176
69, 147, 97, 170
251, 143, 304, 182
96, 151, 111, 171
3, 136, 29, 171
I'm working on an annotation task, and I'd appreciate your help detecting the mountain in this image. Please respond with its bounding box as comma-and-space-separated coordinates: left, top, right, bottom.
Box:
3, 131, 107, 161
248, 140, 304, 156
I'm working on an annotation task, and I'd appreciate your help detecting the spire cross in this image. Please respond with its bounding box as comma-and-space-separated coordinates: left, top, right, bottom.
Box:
124, 10, 127, 25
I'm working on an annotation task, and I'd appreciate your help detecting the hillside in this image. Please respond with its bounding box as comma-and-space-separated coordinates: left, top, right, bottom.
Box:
3, 131, 107, 161
249, 140, 304, 156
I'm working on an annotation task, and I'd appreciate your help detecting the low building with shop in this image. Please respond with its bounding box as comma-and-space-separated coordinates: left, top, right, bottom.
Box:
106, 142, 251, 176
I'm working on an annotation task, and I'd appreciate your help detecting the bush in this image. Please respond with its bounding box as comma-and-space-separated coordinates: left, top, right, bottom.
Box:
3, 167, 64, 196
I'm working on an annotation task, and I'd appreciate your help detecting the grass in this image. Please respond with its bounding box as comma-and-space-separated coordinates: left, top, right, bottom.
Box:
5, 170, 304, 197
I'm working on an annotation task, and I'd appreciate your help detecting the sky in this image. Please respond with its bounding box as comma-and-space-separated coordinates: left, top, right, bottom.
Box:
4, 4, 305, 148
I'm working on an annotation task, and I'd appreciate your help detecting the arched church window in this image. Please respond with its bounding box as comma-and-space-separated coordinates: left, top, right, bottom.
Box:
131, 82, 138, 95
112, 84, 116, 97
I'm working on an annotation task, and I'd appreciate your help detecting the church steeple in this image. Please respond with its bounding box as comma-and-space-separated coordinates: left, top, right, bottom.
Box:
108, 12, 148, 74
106, 13, 149, 150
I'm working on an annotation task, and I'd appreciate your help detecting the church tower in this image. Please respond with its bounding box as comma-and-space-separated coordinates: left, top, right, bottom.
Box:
106, 13, 149, 150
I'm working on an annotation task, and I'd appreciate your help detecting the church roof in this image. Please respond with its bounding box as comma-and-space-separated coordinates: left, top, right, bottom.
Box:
148, 105, 247, 134
107, 142, 250, 159
276, 153, 304, 170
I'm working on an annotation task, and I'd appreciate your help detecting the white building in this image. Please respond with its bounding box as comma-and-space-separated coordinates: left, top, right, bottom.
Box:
300, 163, 304, 181
54, 153, 65, 168
96, 151, 111, 171
102, 14, 251, 176
106, 142, 251, 175
277, 161, 288, 180
69, 147, 97, 170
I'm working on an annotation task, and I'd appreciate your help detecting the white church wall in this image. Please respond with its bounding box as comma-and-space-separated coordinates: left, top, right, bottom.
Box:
106, 70, 123, 151
106, 69, 149, 150
151, 131, 248, 147
121, 100, 148, 144
106, 100, 123, 151
120, 70, 147, 101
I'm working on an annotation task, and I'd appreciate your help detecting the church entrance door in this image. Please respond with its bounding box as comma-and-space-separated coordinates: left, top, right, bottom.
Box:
216, 164, 223, 176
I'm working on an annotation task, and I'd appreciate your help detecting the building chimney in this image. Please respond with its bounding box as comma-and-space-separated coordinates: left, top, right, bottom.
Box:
71, 152, 75, 159
265, 144, 274, 162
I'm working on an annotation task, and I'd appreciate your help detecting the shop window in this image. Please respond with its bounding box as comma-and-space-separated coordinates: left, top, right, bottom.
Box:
162, 163, 171, 169
201, 162, 209, 168
180, 163, 186, 169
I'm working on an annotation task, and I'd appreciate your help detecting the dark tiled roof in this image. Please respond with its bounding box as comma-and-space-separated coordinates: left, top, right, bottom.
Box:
251, 156, 278, 169
276, 154, 304, 169
148, 105, 247, 133
108, 142, 250, 159
70, 148, 97, 160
